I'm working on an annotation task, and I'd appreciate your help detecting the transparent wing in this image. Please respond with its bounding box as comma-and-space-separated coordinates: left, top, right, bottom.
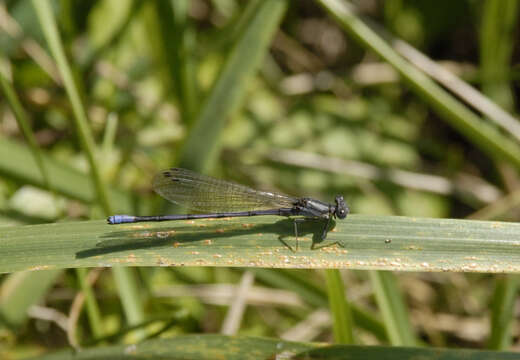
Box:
152, 168, 297, 213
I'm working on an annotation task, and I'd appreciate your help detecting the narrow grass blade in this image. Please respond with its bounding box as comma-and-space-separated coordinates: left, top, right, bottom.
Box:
251, 269, 327, 308
31, 0, 146, 334
387, 31, 520, 143
480, 0, 520, 350
487, 276, 520, 349
155, 0, 197, 125
264, 148, 501, 205
33, 335, 315, 360
480, 0, 518, 109
2, 215, 520, 273
0, 3, 61, 84
101, 113, 118, 156
30, 334, 520, 360
76, 268, 104, 339
0, 137, 133, 213
351, 1, 520, 143
178, 0, 288, 172
296, 343, 520, 360
31, 0, 112, 215
0, 270, 61, 327
324, 269, 354, 343
0, 70, 54, 195
369, 271, 417, 346
251, 268, 387, 341
316, 0, 520, 171
112, 267, 147, 341
82, 0, 144, 70
479, 2, 519, 350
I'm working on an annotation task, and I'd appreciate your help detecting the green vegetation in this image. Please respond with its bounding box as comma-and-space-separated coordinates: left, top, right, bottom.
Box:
0, 0, 519, 358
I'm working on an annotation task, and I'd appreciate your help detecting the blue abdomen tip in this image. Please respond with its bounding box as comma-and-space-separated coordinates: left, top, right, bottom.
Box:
107, 215, 135, 224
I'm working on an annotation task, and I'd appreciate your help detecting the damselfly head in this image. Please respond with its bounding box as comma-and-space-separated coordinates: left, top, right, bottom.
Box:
334, 195, 349, 219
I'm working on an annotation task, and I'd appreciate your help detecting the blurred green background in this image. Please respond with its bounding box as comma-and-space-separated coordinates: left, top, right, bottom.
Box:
1, 0, 520, 358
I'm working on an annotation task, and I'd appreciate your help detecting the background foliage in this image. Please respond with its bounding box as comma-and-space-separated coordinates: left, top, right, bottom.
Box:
0, 0, 519, 358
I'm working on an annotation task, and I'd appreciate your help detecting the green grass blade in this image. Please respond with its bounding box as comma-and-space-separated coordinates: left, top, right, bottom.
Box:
479, 0, 519, 350
2, 215, 520, 273
31, 0, 112, 215
373, 24, 520, 143
76, 268, 104, 339
82, 0, 144, 70
369, 271, 417, 346
316, 0, 520, 171
480, 0, 518, 109
251, 268, 387, 341
0, 137, 133, 212
324, 269, 354, 343
297, 343, 520, 359
33, 335, 315, 360
479, 1, 519, 350
252, 269, 327, 308
0, 70, 54, 195
0, 270, 61, 327
178, 0, 288, 172
487, 275, 520, 349
31, 0, 146, 335
111, 267, 147, 341
155, 0, 197, 125
101, 113, 118, 156
30, 334, 520, 360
